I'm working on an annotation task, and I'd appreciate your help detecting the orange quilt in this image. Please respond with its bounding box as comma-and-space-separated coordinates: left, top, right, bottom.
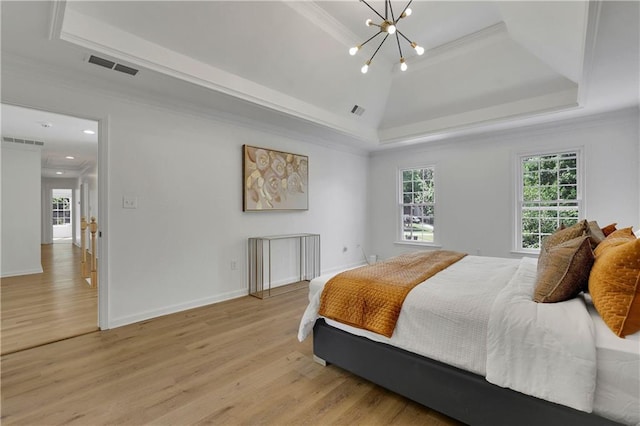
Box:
319, 250, 467, 337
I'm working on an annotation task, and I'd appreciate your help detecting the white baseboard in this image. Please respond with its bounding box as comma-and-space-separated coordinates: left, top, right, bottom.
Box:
106, 262, 366, 329
1, 266, 44, 278
107, 288, 248, 329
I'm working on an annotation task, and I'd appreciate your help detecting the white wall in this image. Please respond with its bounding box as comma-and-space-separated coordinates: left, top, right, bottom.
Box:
2, 68, 369, 328
8, 60, 634, 330
369, 108, 640, 260
1, 143, 43, 277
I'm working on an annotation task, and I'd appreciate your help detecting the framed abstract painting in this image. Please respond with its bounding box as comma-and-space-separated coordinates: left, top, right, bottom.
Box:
243, 145, 308, 211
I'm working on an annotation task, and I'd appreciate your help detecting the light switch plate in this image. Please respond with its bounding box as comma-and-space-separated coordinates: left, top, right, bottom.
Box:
123, 196, 138, 209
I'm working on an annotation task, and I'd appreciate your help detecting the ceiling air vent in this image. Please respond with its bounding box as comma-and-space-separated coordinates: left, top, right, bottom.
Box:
2, 136, 44, 146
350, 105, 365, 116
87, 55, 139, 76
88, 55, 116, 69
113, 63, 139, 76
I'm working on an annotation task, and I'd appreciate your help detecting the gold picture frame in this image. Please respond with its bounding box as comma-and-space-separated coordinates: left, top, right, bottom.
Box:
243, 145, 309, 211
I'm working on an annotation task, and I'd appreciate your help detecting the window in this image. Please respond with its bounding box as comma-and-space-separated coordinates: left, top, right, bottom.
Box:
52, 196, 71, 225
400, 166, 435, 243
517, 150, 581, 251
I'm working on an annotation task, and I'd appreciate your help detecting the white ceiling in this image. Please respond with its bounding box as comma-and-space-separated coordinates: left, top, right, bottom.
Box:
1, 1, 638, 152
1, 104, 98, 179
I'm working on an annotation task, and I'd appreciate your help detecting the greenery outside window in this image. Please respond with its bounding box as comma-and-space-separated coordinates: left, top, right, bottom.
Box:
52, 196, 71, 225
400, 166, 435, 243
517, 150, 582, 251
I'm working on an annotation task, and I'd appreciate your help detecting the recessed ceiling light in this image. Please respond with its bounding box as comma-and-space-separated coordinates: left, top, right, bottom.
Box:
65, 156, 75, 160
83, 129, 96, 135
56, 171, 64, 175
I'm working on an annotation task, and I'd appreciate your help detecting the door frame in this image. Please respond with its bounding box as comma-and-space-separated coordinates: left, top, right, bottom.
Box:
4, 101, 110, 330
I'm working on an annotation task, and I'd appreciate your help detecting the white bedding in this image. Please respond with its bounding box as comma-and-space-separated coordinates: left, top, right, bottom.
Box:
298, 255, 640, 425
486, 257, 596, 412
299, 256, 521, 375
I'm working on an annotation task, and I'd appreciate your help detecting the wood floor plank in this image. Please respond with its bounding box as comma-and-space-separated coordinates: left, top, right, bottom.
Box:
1, 278, 463, 425
1, 243, 98, 355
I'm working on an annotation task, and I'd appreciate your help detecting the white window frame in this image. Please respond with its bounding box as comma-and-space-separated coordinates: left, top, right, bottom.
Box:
514, 148, 584, 253
52, 196, 71, 226
397, 165, 438, 246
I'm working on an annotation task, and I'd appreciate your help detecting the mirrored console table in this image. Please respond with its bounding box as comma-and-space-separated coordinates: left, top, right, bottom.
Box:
248, 233, 320, 299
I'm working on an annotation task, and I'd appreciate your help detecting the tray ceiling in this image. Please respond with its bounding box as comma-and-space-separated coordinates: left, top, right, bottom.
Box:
3, 1, 639, 150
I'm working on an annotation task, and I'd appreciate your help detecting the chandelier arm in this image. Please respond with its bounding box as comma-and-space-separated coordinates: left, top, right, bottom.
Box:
367, 33, 390, 63
360, 0, 385, 22
360, 31, 384, 49
396, 0, 414, 23
396, 29, 413, 44
395, 32, 404, 58
388, 0, 396, 23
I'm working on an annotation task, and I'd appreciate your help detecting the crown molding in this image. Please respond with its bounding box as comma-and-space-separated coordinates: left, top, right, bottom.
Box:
284, 1, 360, 49
400, 22, 509, 74
1, 53, 372, 157
577, 0, 603, 107
48, 0, 66, 41
379, 87, 579, 145
57, 7, 378, 146
372, 105, 638, 156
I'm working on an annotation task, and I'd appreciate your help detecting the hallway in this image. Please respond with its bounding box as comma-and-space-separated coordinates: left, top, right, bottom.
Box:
1, 243, 98, 355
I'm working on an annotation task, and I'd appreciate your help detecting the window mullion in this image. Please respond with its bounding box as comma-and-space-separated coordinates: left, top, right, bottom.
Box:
518, 151, 581, 250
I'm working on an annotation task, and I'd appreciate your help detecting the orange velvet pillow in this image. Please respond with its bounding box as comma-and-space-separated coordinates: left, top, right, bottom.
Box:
589, 238, 640, 337
601, 223, 618, 237
594, 227, 637, 257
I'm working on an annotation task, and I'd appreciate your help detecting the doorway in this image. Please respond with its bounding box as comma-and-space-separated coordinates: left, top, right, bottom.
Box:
52, 189, 73, 244
0, 103, 100, 354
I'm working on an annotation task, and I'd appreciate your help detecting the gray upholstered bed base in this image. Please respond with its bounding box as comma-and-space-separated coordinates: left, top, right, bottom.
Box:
313, 319, 622, 426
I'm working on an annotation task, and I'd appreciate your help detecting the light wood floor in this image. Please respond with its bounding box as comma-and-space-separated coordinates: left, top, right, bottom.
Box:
1, 286, 464, 425
1, 243, 98, 355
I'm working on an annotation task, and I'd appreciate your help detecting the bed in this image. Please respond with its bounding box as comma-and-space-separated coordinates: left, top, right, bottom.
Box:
298, 254, 640, 426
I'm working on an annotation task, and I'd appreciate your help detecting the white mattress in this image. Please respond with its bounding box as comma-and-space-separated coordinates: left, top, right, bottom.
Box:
304, 257, 640, 425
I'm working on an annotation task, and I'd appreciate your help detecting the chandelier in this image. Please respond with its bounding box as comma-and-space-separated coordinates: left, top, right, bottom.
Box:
349, 0, 424, 73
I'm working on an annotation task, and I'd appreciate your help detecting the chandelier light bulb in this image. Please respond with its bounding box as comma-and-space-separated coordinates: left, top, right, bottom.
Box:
411, 42, 425, 55
401, 8, 412, 18
351, 1, 424, 76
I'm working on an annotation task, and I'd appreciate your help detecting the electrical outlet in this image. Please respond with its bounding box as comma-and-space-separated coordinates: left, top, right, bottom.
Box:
123, 196, 138, 209
230, 260, 238, 270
